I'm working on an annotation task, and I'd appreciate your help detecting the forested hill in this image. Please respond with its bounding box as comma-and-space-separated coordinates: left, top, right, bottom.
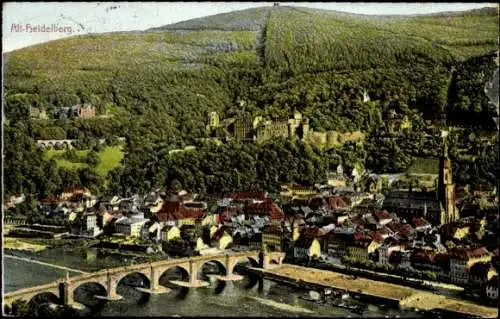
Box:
3, 5, 499, 200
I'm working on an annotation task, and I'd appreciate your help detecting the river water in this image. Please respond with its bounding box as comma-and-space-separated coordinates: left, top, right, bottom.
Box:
4, 254, 424, 317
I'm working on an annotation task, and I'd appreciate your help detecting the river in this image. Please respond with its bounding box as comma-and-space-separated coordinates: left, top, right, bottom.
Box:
4, 254, 424, 317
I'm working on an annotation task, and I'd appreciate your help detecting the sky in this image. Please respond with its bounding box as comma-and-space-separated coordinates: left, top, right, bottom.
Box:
2, 2, 498, 53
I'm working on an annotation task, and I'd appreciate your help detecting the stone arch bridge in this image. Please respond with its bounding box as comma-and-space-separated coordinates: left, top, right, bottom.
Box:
3, 251, 284, 309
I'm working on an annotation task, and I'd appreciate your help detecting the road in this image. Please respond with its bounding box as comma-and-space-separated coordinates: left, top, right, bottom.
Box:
316, 258, 463, 298
4, 254, 88, 274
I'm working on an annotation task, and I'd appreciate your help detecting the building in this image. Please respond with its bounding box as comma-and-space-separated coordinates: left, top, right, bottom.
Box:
374, 210, 393, 227
468, 262, 496, 291
449, 246, 492, 286
255, 120, 289, 143
206, 111, 220, 130
160, 225, 181, 242
485, 275, 498, 300
383, 135, 458, 226
60, 187, 91, 200
280, 184, 318, 198
293, 234, 321, 260
156, 201, 205, 227
346, 232, 372, 262
72, 103, 96, 118
115, 217, 149, 237
140, 221, 160, 241
211, 226, 233, 250
437, 134, 459, 225
383, 191, 444, 225
327, 166, 347, 188
411, 217, 432, 232
288, 111, 310, 140
230, 114, 253, 141
262, 224, 284, 252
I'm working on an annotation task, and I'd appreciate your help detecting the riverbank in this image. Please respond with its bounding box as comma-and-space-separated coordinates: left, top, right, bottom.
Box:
251, 264, 498, 318
3, 237, 47, 252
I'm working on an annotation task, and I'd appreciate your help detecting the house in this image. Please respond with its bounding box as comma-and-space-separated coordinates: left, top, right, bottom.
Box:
450, 246, 492, 286
115, 217, 149, 237
326, 164, 347, 188
378, 240, 406, 265
485, 275, 498, 300
71, 213, 101, 237
140, 221, 160, 241
156, 201, 205, 227
61, 187, 91, 200
410, 249, 450, 273
468, 262, 496, 291
293, 234, 321, 260
160, 225, 181, 242
211, 226, 233, 250
346, 232, 372, 262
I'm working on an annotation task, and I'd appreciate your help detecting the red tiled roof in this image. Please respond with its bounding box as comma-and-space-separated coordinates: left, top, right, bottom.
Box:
326, 196, 347, 210
245, 198, 283, 220
370, 231, 384, 243
388, 222, 414, 237
450, 246, 490, 260
374, 210, 392, 221
156, 201, 205, 222
411, 217, 430, 228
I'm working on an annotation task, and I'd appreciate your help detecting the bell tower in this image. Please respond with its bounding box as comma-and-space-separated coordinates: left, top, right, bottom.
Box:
438, 130, 458, 225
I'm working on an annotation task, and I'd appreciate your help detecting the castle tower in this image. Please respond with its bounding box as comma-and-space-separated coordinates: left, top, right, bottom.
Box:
438, 130, 458, 225
207, 111, 220, 128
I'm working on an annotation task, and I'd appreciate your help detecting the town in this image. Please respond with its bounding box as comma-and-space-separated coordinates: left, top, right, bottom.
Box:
4, 134, 498, 306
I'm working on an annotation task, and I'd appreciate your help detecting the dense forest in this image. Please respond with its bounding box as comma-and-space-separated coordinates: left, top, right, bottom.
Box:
3, 6, 499, 204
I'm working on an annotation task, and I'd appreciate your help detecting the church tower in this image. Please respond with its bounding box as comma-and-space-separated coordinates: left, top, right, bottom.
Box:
437, 130, 458, 224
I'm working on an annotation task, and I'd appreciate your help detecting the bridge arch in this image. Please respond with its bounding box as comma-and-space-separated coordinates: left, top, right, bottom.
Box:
73, 281, 108, 299
47, 142, 54, 149
197, 259, 227, 281
27, 291, 60, 315
230, 256, 259, 274
158, 265, 190, 287
114, 271, 151, 292
39, 142, 47, 149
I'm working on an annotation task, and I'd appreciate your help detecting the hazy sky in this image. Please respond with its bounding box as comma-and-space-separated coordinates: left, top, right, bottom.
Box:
2, 2, 498, 52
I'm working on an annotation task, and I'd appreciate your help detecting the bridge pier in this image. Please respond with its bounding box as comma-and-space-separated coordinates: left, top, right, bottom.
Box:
189, 260, 198, 285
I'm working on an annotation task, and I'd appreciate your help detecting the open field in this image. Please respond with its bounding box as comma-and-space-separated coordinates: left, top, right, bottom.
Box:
43, 145, 124, 179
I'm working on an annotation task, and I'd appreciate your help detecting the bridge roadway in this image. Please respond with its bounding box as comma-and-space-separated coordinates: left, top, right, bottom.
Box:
3, 251, 284, 309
